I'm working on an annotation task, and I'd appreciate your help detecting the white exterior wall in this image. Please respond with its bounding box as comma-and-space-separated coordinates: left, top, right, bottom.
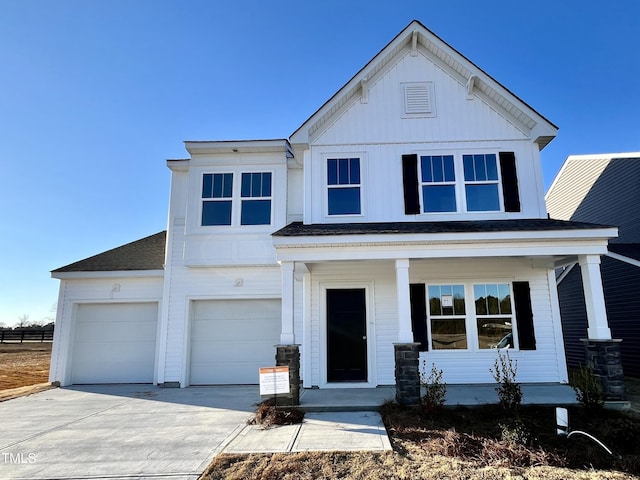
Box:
49, 275, 164, 386
160, 150, 290, 386
304, 49, 547, 224
302, 258, 566, 387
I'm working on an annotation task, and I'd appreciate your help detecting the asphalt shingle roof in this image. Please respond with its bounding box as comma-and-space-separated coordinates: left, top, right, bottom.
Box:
272, 219, 613, 237
52, 231, 166, 273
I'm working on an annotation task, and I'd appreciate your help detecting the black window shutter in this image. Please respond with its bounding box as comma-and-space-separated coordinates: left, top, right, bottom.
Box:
410, 283, 428, 351
513, 281, 536, 350
402, 154, 420, 215
499, 152, 521, 213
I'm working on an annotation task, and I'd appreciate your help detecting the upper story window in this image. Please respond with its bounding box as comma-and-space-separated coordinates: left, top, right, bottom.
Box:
201, 171, 272, 227
241, 172, 272, 225
421, 155, 456, 212
202, 173, 233, 226
404, 152, 519, 215
327, 158, 361, 215
463, 154, 500, 211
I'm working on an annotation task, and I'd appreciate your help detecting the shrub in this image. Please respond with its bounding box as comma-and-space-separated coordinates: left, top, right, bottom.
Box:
499, 418, 531, 445
490, 349, 522, 412
420, 361, 447, 412
570, 364, 604, 412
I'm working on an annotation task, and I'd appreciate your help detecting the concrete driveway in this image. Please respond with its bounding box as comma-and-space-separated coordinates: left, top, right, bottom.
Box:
0, 385, 260, 480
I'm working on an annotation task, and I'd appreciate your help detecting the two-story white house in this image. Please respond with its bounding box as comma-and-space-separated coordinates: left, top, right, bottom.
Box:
50, 21, 618, 401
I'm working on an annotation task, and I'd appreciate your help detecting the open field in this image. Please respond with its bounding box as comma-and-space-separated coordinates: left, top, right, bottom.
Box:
0, 342, 52, 390
202, 404, 640, 480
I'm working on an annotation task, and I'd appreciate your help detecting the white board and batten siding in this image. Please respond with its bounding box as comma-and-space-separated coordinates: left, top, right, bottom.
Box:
304, 258, 566, 387
303, 50, 547, 224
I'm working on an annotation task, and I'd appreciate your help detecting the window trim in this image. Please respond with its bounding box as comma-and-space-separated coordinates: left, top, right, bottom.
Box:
199, 169, 274, 229
415, 151, 506, 215
324, 155, 364, 218
424, 281, 520, 353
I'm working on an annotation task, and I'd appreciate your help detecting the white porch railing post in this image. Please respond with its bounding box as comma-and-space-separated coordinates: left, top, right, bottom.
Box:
279, 261, 295, 345
578, 254, 612, 340
395, 258, 413, 343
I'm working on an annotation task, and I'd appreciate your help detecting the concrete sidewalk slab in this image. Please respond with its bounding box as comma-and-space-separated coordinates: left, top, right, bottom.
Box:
222, 411, 392, 454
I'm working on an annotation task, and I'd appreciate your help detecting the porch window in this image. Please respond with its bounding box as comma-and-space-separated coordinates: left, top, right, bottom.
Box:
420, 155, 456, 212
327, 158, 361, 215
428, 285, 467, 350
474, 283, 514, 349
463, 154, 500, 211
202, 173, 233, 226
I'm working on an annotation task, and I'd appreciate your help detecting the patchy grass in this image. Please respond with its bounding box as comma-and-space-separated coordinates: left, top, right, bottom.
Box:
201, 403, 640, 480
0, 342, 51, 390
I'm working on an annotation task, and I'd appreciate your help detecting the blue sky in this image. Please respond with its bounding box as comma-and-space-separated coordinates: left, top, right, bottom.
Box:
1, 0, 639, 326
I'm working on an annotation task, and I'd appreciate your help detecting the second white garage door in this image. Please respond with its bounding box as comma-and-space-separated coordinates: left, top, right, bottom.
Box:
190, 299, 281, 385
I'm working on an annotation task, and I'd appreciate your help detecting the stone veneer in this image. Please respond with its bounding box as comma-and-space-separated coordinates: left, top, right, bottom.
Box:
394, 343, 421, 405
581, 338, 625, 401
275, 344, 301, 406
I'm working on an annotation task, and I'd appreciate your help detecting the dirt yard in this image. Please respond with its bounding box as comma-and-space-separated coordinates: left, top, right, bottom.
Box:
0, 342, 52, 390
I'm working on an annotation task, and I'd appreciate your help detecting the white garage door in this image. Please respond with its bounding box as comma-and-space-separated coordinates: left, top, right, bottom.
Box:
72, 303, 158, 384
190, 299, 281, 385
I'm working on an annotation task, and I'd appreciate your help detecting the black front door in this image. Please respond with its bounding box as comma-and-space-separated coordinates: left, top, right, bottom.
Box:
326, 288, 367, 382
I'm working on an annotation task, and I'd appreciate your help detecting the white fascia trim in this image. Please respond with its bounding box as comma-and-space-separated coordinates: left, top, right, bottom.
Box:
274, 241, 611, 263
606, 251, 640, 268
273, 227, 618, 248
51, 270, 164, 280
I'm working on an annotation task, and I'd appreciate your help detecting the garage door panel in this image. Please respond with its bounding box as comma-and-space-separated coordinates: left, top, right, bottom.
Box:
72, 303, 158, 384
190, 299, 281, 385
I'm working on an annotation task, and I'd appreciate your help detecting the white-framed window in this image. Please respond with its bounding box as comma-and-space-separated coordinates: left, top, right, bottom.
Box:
201, 171, 273, 227
474, 283, 514, 349
327, 157, 361, 215
463, 154, 500, 212
415, 153, 503, 214
240, 172, 272, 225
426, 282, 516, 351
201, 173, 233, 226
420, 155, 456, 213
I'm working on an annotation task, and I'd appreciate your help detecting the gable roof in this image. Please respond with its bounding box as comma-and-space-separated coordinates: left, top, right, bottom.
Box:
290, 20, 557, 149
52, 231, 166, 273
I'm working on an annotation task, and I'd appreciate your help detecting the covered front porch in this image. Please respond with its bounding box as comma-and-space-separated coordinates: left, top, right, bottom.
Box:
271, 220, 620, 405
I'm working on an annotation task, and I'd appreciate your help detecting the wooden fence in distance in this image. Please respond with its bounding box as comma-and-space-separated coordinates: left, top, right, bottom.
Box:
0, 329, 54, 343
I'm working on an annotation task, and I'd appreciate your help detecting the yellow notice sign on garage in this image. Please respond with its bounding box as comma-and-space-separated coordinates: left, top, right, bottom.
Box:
259, 366, 290, 395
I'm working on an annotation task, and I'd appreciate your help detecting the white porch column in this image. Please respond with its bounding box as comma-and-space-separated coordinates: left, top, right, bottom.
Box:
578, 254, 612, 339
279, 261, 295, 344
396, 258, 414, 343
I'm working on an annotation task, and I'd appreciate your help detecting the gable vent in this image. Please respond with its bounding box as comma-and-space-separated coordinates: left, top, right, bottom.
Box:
403, 82, 435, 116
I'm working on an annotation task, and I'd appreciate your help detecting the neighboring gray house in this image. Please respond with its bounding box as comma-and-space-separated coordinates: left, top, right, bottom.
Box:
546, 152, 640, 378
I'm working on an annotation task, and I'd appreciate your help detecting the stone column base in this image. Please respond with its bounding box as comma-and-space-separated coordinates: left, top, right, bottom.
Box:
274, 344, 301, 406
581, 338, 625, 401
394, 343, 421, 406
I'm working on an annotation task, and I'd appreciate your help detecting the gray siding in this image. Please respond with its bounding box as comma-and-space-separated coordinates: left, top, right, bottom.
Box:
557, 266, 588, 370
558, 257, 640, 378
601, 256, 640, 378
563, 158, 640, 243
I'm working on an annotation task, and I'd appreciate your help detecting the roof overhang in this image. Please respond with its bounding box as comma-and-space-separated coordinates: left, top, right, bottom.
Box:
184, 139, 293, 157
51, 270, 165, 280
